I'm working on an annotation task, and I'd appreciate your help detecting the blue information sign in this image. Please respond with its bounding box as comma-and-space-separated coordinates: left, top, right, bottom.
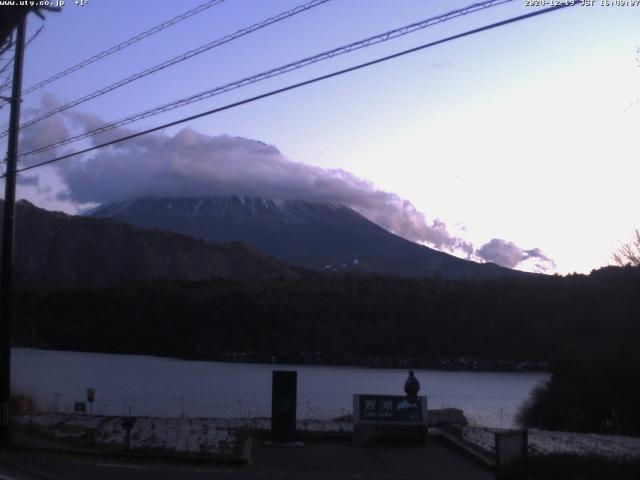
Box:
358, 394, 423, 422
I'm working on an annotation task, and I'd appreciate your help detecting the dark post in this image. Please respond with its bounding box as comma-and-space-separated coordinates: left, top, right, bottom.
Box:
271, 370, 297, 443
121, 417, 136, 451
0, 15, 26, 448
495, 430, 528, 480
87, 388, 95, 415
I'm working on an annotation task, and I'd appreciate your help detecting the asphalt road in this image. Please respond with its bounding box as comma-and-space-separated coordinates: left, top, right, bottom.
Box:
0, 441, 494, 480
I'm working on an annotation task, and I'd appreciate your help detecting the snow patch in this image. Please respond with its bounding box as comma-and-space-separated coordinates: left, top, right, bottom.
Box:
86, 200, 135, 217
463, 426, 640, 460
194, 198, 205, 214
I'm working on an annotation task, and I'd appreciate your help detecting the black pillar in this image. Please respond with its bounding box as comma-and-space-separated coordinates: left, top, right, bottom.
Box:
271, 370, 297, 443
0, 15, 27, 449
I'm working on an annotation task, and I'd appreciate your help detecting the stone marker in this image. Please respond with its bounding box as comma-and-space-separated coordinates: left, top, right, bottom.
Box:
353, 394, 428, 445
495, 430, 528, 480
271, 370, 297, 444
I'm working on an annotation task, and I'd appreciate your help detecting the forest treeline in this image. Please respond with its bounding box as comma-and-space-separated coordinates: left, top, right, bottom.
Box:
13, 265, 640, 434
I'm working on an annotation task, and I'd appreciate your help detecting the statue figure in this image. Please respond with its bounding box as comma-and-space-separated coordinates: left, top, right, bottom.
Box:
404, 369, 420, 399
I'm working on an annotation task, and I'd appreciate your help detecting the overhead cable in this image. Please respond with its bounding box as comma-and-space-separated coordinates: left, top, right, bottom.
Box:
0, 25, 44, 105
0, 0, 227, 96
20, 0, 513, 156
10, 3, 578, 177
4, 0, 331, 138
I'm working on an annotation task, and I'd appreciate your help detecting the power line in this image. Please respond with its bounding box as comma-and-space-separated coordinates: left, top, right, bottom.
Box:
0, 0, 227, 96
20, 0, 513, 157
10, 3, 577, 177
0, 24, 43, 76
0, 35, 13, 57
0, 25, 44, 76
0, 34, 16, 91
0, 25, 43, 105
4, 0, 331, 138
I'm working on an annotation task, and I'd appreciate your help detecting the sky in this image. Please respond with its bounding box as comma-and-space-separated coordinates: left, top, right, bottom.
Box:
1, 0, 638, 274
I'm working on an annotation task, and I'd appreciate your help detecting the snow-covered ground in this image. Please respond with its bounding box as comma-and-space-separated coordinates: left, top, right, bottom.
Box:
463, 426, 640, 460
17, 414, 640, 461
15, 414, 243, 456
13, 414, 351, 457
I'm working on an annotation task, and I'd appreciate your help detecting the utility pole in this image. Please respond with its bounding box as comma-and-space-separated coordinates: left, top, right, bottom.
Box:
0, 15, 26, 448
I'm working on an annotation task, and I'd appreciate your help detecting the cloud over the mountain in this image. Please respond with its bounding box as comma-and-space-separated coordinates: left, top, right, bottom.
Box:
56, 127, 473, 254
22, 97, 553, 270
476, 239, 556, 271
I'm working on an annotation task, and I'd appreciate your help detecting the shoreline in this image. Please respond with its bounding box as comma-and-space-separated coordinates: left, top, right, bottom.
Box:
14, 345, 550, 373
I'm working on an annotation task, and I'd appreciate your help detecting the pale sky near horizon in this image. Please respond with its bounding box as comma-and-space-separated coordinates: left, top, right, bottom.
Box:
1, 0, 638, 275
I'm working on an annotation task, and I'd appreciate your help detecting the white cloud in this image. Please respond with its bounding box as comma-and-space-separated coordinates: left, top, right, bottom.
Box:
476, 239, 555, 272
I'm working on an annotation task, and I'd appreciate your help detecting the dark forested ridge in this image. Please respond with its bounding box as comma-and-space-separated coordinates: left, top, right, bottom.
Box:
1, 200, 299, 288
14, 266, 639, 366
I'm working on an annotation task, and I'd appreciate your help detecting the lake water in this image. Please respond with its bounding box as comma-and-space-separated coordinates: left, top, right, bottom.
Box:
11, 348, 549, 428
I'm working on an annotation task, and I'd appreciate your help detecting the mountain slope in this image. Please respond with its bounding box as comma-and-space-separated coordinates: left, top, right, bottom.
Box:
88, 196, 525, 279
2, 200, 298, 289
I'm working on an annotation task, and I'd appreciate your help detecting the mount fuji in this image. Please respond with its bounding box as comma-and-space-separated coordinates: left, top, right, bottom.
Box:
87, 196, 527, 279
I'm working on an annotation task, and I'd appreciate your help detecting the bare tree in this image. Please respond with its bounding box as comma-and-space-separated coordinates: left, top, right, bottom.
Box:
613, 230, 640, 266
